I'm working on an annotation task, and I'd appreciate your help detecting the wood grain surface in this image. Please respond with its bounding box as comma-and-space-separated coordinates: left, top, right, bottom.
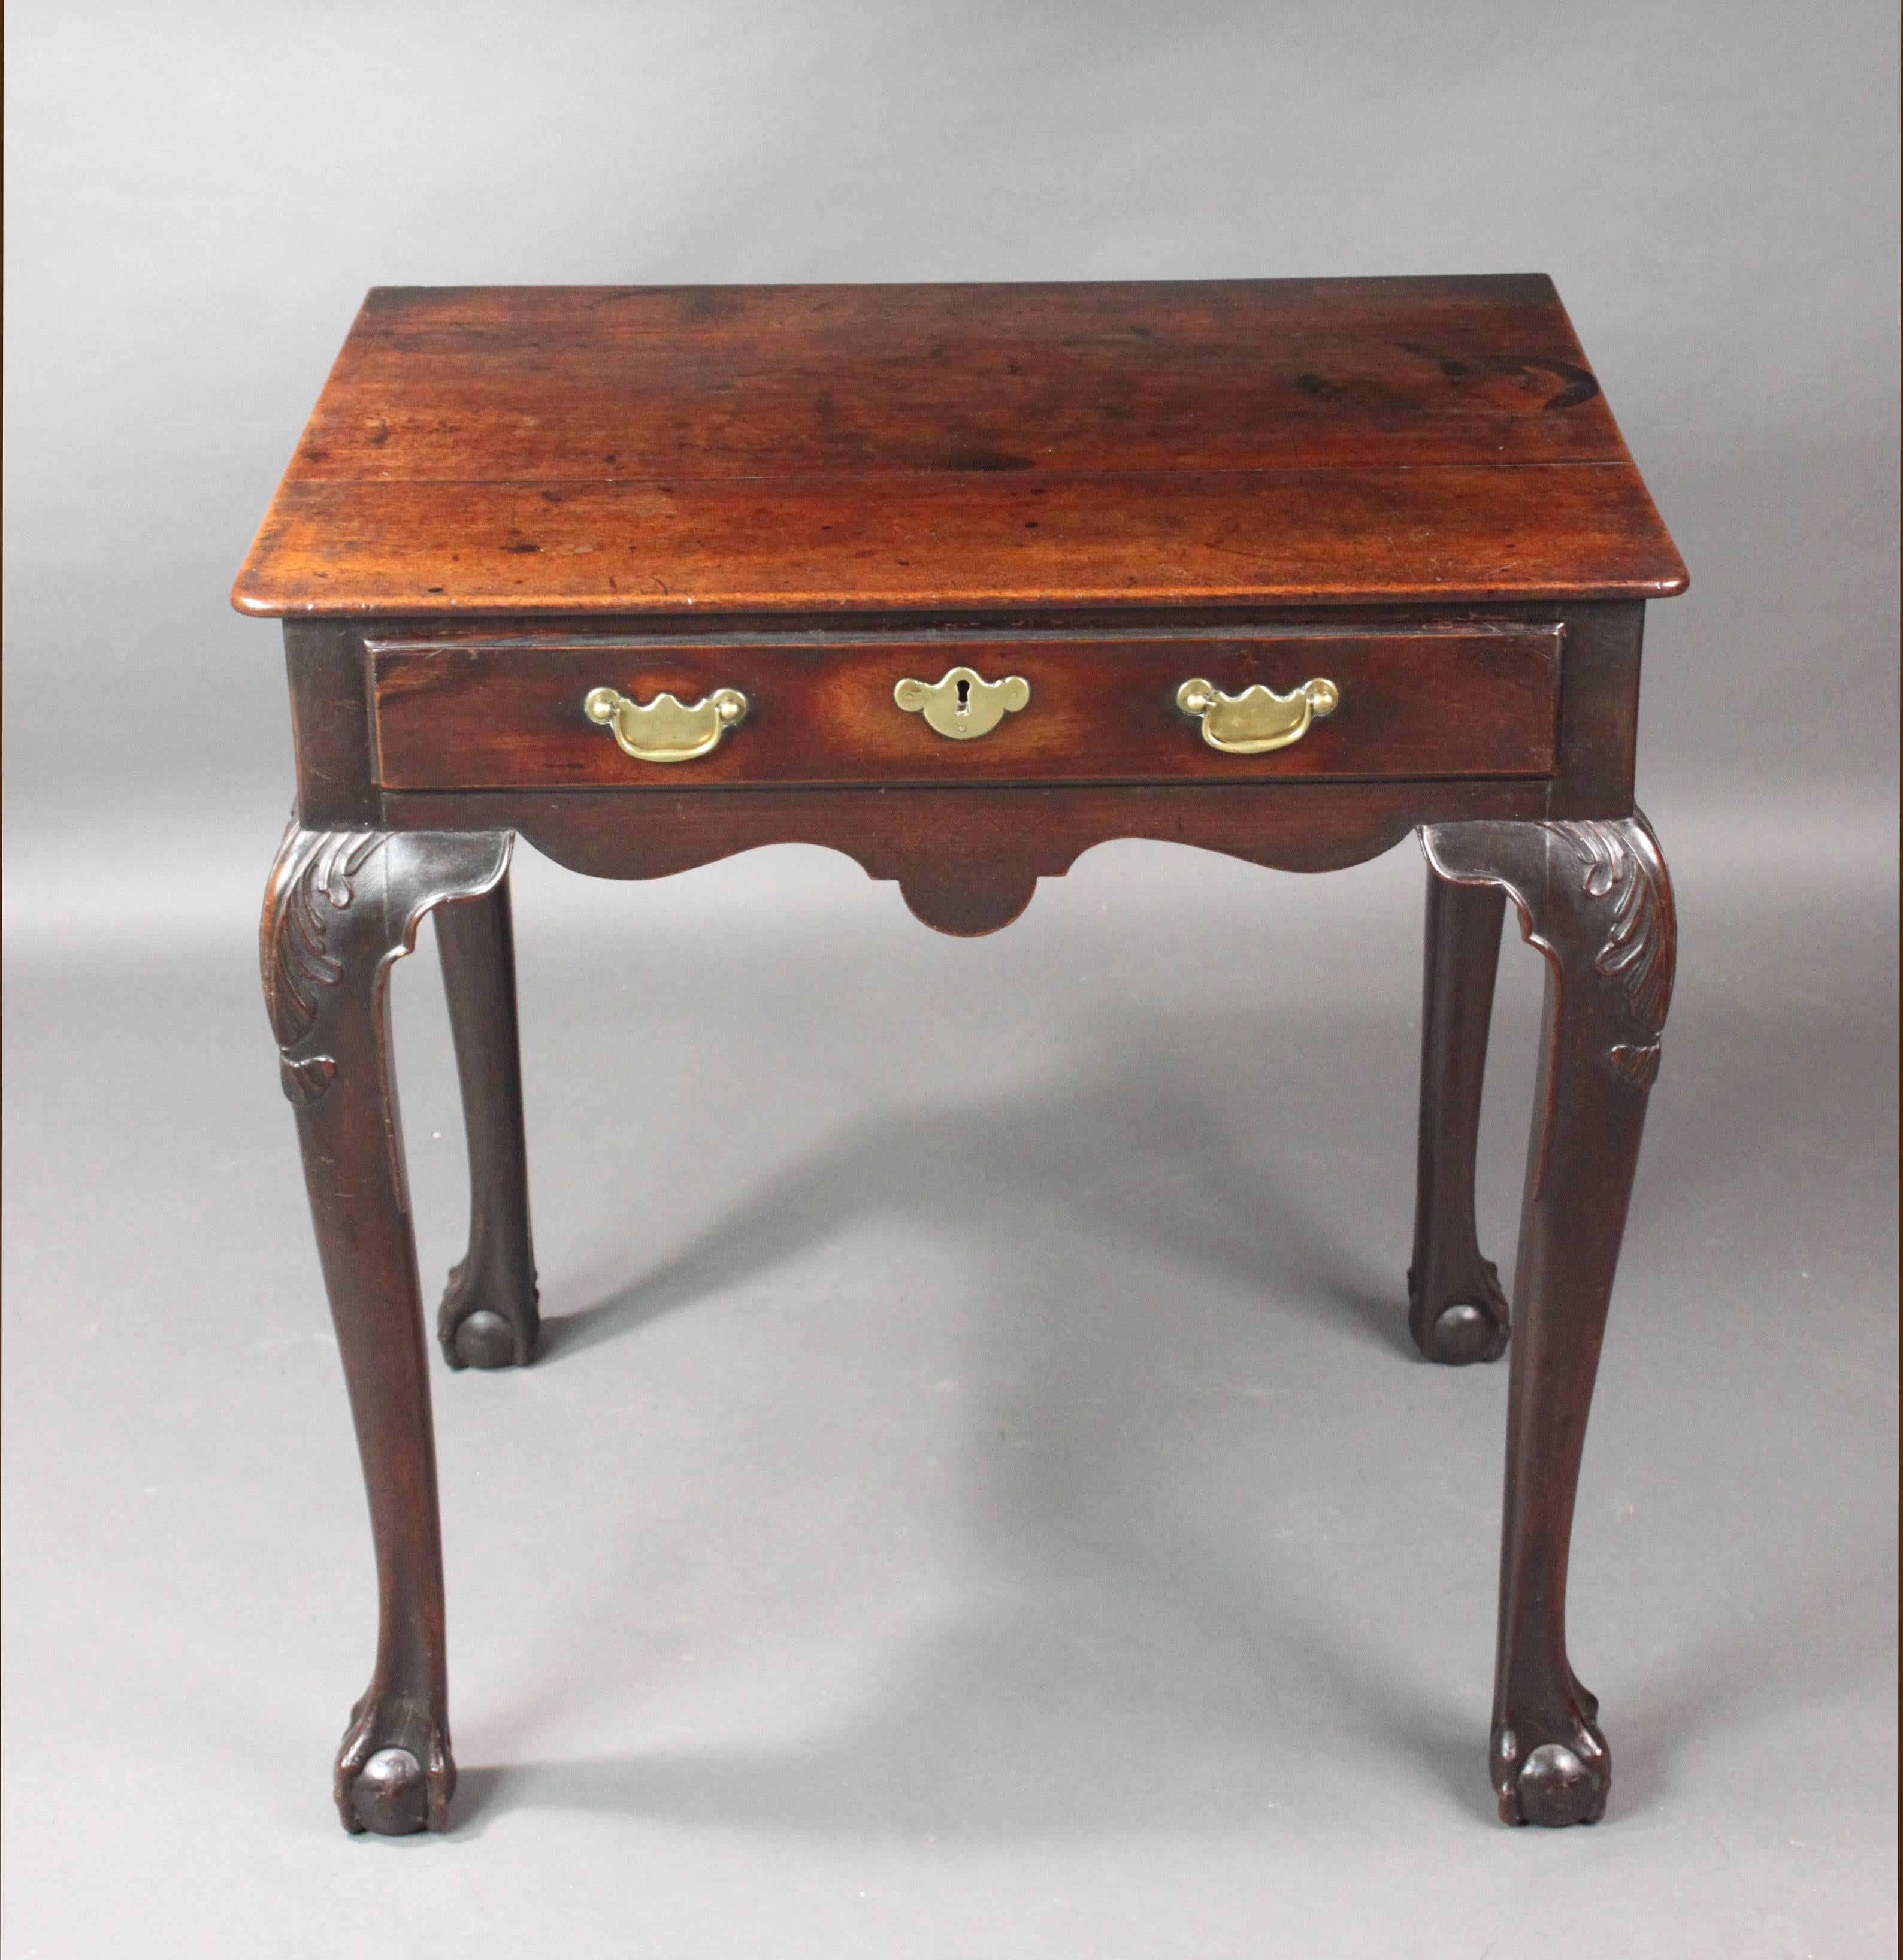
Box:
369, 625, 1563, 789
234, 279, 1686, 616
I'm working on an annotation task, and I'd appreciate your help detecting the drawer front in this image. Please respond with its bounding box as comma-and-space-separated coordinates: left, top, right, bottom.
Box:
370, 626, 1562, 790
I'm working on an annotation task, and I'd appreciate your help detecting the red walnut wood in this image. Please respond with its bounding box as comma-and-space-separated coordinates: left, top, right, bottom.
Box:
232, 279, 1686, 617
403, 782, 1442, 935
285, 594, 1652, 834
267, 280, 1653, 479
368, 625, 1563, 792
1420, 812, 1677, 1826
241, 278, 1686, 1835
261, 821, 513, 1832
1409, 875, 1512, 1363
433, 873, 539, 1368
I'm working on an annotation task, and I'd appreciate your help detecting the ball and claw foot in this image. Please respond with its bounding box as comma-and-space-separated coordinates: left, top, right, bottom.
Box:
335, 1695, 456, 1835
1494, 1697, 1609, 1827
1408, 1261, 1511, 1365
438, 1255, 539, 1370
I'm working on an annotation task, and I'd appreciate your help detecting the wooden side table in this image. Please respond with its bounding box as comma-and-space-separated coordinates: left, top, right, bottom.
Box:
235, 278, 1685, 1836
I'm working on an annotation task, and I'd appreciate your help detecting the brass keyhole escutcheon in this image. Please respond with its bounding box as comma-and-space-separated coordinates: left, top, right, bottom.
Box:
894, 666, 1031, 741
582, 684, 748, 764
1176, 675, 1339, 755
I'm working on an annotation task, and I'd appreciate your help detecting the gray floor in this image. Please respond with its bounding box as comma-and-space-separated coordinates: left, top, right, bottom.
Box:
2, 795, 1895, 1958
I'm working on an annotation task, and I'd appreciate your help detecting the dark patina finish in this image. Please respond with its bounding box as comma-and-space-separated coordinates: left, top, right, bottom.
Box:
240, 277, 1684, 1834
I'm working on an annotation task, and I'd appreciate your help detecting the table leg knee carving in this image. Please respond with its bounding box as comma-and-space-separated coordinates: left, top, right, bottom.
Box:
262, 821, 511, 1831
1421, 814, 1676, 1826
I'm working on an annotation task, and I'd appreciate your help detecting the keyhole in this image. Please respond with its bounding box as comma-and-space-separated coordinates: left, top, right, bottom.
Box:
955, 676, 971, 713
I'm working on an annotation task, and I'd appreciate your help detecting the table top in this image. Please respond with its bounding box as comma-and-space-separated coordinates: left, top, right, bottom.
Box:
232, 277, 1685, 620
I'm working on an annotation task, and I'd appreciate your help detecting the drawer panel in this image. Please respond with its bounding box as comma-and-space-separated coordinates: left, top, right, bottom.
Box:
370, 626, 1562, 790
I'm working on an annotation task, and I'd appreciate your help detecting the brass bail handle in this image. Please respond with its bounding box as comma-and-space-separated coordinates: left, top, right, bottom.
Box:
583, 684, 748, 764
1176, 676, 1339, 755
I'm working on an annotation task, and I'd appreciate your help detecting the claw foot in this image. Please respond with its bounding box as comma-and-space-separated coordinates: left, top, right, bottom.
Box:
438, 1254, 539, 1371
1493, 1700, 1609, 1826
1408, 1259, 1510, 1365
335, 1693, 456, 1835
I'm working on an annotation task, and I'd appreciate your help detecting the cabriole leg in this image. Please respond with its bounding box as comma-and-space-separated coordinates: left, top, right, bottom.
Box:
434, 874, 540, 1370
1409, 873, 1510, 1363
262, 822, 512, 1835
1420, 814, 1676, 1827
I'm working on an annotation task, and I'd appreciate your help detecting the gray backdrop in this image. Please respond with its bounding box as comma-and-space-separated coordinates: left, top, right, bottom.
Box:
4, 3, 1896, 1955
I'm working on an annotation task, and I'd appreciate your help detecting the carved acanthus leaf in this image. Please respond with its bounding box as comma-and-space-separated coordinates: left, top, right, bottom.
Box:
262, 825, 513, 1108
264, 828, 380, 1048
1548, 819, 1676, 1036
262, 826, 384, 1101
1419, 813, 1677, 1095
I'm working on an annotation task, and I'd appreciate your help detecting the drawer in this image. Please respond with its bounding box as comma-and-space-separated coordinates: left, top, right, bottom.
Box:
370, 625, 1563, 790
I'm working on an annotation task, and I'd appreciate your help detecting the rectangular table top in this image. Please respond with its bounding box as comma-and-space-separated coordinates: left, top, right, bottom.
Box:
232, 277, 1685, 619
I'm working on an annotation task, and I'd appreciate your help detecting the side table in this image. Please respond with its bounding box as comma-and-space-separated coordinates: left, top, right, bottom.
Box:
235, 277, 1685, 1835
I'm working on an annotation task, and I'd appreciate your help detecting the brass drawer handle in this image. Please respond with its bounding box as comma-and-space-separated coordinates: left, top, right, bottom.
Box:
894, 666, 1030, 741
583, 684, 748, 763
1176, 676, 1339, 755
